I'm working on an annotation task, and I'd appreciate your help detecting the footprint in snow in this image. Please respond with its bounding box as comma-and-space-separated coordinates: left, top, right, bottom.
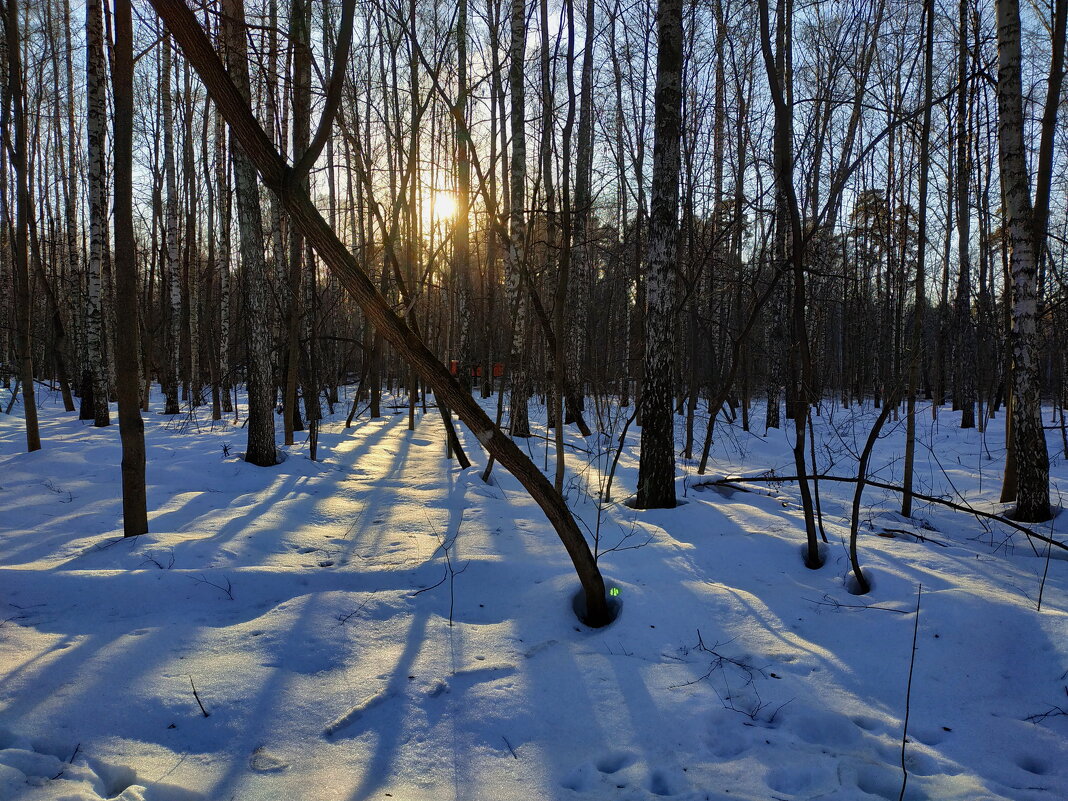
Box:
792, 708, 862, 747
249, 746, 288, 773
425, 664, 517, 699
561, 753, 685, 796
595, 751, 635, 774
523, 639, 558, 659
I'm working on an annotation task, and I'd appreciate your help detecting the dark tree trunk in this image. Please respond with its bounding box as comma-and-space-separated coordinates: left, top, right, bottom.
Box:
112, 0, 148, 536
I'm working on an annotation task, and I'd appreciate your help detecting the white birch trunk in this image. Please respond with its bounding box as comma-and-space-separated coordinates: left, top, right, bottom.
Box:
162, 37, 182, 414
215, 108, 232, 413
995, 0, 1050, 521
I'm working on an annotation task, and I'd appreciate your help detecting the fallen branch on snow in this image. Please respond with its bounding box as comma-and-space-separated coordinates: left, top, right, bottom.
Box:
694, 474, 1064, 556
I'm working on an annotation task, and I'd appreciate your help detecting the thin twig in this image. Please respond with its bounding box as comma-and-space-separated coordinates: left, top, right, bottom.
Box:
878, 528, 949, 548
898, 584, 922, 801
1025, 703, 1068, 724
1037, 506, 1058, 612
50, 743, 81, 779
805, 594, 912, 614
189, 675, 210, 717
190, 574, 234, 600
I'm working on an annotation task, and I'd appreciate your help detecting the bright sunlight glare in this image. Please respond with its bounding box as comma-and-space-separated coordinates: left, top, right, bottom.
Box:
431, 192, 458, 221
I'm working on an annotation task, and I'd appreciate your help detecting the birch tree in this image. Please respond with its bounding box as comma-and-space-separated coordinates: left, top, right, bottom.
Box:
221, 0, 277, 467
635, 0, 683, 509
994, 0, 1051, 522
161, 34, 181, 415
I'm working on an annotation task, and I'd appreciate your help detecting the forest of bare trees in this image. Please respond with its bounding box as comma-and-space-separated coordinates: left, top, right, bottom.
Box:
2, 0, 1066, 609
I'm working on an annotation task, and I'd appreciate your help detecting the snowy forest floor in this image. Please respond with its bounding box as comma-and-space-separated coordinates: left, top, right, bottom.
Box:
1, 385, 1067, 801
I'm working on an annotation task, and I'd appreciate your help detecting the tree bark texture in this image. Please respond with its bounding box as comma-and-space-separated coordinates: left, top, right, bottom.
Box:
636, 0, 683, 510
220, 0, 277, 467
994, 0, 1051, 521
112, 0, 149, 536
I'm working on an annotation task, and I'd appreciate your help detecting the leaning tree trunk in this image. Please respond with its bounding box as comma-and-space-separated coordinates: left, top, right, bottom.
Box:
635, 0, 683, 510
150, 0, 611, 628
995, 0, 1050, 522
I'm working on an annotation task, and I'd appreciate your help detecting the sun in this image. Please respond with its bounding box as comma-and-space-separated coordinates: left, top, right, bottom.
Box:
431, 192, 458, 221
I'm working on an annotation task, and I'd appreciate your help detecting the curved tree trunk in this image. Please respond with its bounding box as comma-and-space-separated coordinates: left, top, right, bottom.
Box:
149, 0, 611, 627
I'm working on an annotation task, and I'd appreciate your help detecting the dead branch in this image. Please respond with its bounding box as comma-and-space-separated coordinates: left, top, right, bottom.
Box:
696, 474, 1065, 554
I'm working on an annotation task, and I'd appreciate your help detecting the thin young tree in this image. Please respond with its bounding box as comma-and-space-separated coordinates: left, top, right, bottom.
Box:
759, 0, 821, 567
2, 0, 41, 450
505, 0, 530, 438
161, 33, 182, 415
953, 0, 977, 429
901, 0, 933, 518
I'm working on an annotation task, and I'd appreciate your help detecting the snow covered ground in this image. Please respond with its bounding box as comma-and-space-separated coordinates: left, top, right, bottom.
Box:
1, 385, 1066, 801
